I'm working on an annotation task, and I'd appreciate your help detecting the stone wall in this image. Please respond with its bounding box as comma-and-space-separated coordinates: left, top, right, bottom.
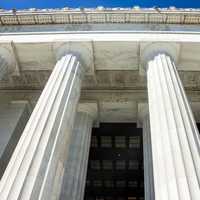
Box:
0, 101, 30, 178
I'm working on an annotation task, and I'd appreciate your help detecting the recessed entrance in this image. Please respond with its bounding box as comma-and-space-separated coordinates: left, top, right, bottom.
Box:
84, 123, 144, 200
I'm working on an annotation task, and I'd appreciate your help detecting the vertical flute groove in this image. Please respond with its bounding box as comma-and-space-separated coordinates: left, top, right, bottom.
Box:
146, 53, 200, 200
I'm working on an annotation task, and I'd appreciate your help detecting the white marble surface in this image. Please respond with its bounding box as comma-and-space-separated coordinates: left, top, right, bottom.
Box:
0, 54, 82, 200
59, 111, 93, 200
1, 33, 200, 74
2, 24, 200, 33
94, 41, 139, 70
99, 101, 137, 122
147, 53, 200, 199
143, 116, 154, 200
0, 101, 30, 178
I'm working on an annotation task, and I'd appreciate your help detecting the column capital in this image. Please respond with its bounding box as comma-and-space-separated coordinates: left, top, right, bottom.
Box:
53, 41, 95, 76
78, 102, 98, 120
140, 42, 180, 74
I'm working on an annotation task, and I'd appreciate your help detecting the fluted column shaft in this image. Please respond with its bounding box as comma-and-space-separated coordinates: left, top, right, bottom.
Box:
59, 105, 96, 200
0, 54, 83, 200
147, 53, 200, 200
142, 116, 154, 200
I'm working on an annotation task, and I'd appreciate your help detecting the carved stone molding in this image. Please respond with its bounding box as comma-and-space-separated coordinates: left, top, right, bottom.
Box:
1, 8, 200, 25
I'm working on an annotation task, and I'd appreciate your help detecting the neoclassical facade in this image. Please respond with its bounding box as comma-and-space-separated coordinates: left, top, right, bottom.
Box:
0, 7, 200, 200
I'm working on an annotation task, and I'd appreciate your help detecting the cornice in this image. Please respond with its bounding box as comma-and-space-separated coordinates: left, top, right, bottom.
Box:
0, 7, 200, 25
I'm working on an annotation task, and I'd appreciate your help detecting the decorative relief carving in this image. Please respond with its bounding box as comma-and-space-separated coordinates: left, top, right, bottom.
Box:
0, 70, 51, 89
0, 70, 199, 91
1, 8, 200, 25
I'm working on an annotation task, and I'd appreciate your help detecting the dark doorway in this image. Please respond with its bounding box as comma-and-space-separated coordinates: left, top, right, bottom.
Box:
84, 123, 144, 200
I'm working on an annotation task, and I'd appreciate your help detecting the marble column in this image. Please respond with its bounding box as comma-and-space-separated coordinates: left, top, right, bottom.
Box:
0, 54, 83, 200
142, 116, 154, 200
0, 55, 8, 80
59, 103, 97, 200
146, 53, 200, 199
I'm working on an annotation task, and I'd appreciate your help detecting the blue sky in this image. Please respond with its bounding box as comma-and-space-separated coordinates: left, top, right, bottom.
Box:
0, 0, 200, 10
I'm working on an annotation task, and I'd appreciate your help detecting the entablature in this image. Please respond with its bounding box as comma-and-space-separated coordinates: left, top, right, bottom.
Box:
0, 32, 200, 73
0, 32, 200, 123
